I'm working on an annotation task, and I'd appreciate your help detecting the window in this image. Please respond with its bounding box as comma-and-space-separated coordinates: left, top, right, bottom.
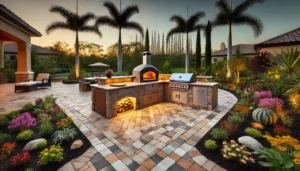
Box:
10, 55, 16, 60
223, 57, 227, 60
213, 58, 218, 63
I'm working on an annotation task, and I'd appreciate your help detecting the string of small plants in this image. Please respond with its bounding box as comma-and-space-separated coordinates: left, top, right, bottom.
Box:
0, 95, 91, 171
196, 88, 300, 171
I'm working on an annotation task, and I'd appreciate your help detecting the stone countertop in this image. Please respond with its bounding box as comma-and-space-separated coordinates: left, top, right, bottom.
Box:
96, 76, 135, 80
190, 82, 219, 86
91, 80, 169, 90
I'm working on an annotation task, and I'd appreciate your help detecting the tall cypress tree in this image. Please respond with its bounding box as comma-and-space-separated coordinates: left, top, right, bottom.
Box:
195, 28, 201, 69
162, 33, 165, 55
205, 21, 212, 69
157, 33, 160, 54
145, 28, 150, 51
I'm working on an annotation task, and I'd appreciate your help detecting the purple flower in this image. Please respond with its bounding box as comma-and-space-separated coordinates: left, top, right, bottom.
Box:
8, 112, 38, 130
253, 91, 272, 99
259, 97, 284, 110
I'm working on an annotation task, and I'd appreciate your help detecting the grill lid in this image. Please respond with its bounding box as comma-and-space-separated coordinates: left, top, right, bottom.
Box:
170, 73, 196, 83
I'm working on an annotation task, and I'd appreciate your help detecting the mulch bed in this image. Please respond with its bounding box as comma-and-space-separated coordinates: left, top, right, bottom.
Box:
1, 105, 91, 171
195, 89, 300, 171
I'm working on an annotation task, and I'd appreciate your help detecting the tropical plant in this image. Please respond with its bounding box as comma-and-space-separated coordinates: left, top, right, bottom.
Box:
250, 51, 271, 72
145, 28, 149, 51
222, 140, 255, 166
166, 11, 205, 73
214, 0, 264, 77
38, 145, 63, 166
46, 5, 101, 77
204, 20, 212, 72
16, 129, 33, 141
96, 1, 143, 74
210, 128, 229, 140
204, 139, 218, 150
244, 127, 262, 138
52, 128, 77, 144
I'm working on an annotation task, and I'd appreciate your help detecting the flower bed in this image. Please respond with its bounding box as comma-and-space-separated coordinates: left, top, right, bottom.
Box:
195, 89, 300, 171
0, 95, 91, 171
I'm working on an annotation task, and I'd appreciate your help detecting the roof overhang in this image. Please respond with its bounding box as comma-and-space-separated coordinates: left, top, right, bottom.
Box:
254, 41, 300, 51
0, 4, 42, 37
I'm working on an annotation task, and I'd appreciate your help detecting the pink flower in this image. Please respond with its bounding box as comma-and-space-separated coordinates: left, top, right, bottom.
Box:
8, 112, 38, 130
259, 97, 284, 109
240, 159, 247, 164
223, 154, 228, 158
254, 91, 272, 99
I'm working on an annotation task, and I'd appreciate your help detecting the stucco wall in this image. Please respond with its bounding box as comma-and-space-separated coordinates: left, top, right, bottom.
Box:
259, 45, 300, 56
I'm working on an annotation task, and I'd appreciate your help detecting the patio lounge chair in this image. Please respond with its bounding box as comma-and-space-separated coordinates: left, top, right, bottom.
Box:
15, 73, 51, 93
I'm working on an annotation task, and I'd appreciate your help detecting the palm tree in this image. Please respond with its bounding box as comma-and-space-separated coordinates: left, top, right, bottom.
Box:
46, 5, 101, 78
96, 1, 144, 74
214, 0, 264, 77
167, 11, 205, 73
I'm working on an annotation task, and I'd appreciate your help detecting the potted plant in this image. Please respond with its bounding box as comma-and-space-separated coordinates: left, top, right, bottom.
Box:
105, 68, 113, 78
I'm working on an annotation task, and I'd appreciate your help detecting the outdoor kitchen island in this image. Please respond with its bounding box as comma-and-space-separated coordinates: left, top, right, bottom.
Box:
91, 80, 218, 119
91, 51, 219, 119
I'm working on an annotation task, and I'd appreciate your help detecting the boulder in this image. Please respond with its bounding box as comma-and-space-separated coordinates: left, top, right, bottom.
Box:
23, 138, 47, 151
71, 139, 83, 150
238, 136, 263, 151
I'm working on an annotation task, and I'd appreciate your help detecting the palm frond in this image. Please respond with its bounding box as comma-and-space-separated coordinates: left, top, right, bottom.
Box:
79, 26, 102, 38
213, 12, 229, 27
49, 5, 73, 19
78, 12, 95, 25
234, 0, 265, 16
170, 15, 186, 27
123, 21, 144, 37
216, 0, 231, 14
121, 5, 139, 22
103, 1, 120, 21
195, 24, 206, 30
166, 27, 185, 43
273, 48, 300, 74
96, 16, 118, 28
187, 12, 205, 31
46, 22, 70, 34
284, 68, 300, 95
233, 14, 263, 37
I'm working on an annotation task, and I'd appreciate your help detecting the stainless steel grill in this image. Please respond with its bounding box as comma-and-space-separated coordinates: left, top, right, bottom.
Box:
169, 73, 196, 90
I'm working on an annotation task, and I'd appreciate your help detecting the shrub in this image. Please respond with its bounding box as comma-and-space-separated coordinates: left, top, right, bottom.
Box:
279, 115, 294, 128
251, 122, 265, 130
38, 113, 51, 121
210, 128, 228, 140
63, 79, 79, 84
244, 127, 262, 138
0, 115, 10, 127
20, 102, 33, 113
38, 145, 63, 166
259, 97, 284, 110
8, 112, 38, 131
250, 51, 271, 73
0, 133, 11, 144
25, 168, 34, 171
39, 119, 53, 135
273, 124, 291, 135
44, 95, 54, 104
220, 120, 238, 136
228, 114, 245, 125
222, 140, 255, 166
6, 110, 20, 121
44, 102, 53, 114
10, 151, 31, 167
56, 117, 72, 129
35, 98, 44, 105
204, 139, 218, 150
233, 104, 250, 114
52, 128, 77, 144
33, 109, 44, 117
56, 111, 65, 121
36, 139, 47, 149
16, 130, 33, 141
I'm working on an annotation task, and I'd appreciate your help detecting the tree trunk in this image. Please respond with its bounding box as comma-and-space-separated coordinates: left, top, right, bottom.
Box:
226, 23, 232, 78
75, 30, 79, 78
118, 28, 122, 74
186, 32, 189, 73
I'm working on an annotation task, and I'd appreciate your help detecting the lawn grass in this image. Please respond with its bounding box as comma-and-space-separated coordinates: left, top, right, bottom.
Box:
171, 67, 185, 73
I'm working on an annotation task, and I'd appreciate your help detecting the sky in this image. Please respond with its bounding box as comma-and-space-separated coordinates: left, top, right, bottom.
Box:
1, 0, 300, 53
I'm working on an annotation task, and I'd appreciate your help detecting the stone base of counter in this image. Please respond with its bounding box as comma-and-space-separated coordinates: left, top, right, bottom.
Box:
92, 81, 218, 119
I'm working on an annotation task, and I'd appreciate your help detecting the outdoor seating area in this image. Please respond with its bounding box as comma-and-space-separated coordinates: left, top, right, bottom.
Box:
15, 73, 51, 92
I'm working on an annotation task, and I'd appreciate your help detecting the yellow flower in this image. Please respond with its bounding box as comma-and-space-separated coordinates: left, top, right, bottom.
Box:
277, 146, 287, 151
293, 158, 300, 165
294, 152, 300, 158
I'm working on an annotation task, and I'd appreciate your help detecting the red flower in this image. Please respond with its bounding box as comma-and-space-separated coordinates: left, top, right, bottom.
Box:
274, 124, 291, 135
10, 151, 31, 167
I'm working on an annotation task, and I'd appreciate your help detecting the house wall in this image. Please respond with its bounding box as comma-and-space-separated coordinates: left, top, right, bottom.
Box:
258, 45, 300, 56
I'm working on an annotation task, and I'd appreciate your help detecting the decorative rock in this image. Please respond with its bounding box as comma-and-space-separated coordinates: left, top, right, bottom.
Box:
71, 139, 84, 150
238, 136, 263, 151
23, 138, 47, 151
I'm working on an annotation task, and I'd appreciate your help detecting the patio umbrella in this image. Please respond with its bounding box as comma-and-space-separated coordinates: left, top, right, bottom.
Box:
88, 62, 110, 67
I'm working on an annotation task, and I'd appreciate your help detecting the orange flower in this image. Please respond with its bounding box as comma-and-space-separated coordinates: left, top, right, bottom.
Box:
233, 104, 250, 114
293, 158, 300, 165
